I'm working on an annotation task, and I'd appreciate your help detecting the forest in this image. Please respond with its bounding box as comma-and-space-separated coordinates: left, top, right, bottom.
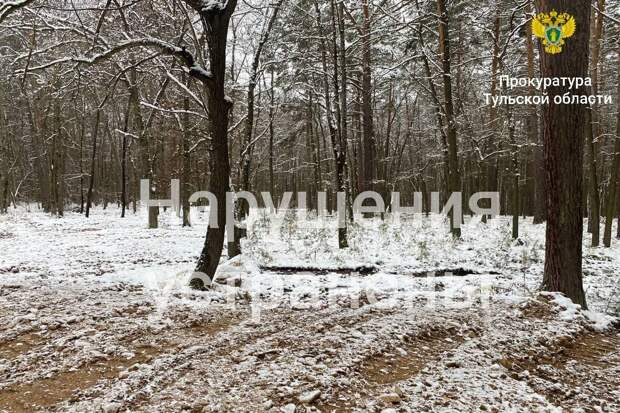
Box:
0, 0, 619, 412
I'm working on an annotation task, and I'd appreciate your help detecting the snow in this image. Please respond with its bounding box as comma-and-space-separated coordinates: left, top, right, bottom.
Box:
200, 0, 227, 13
0, 206, 618, 412
189, 64, 213, 79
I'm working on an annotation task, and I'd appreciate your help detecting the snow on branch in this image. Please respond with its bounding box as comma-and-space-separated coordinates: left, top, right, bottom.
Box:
0, 0, 36, 24
200, 0, 226, 13
183, 0, 236, 17
17, 38, 214, 86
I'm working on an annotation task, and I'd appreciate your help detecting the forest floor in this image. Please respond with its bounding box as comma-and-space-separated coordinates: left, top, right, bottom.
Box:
0, 207, 618, 412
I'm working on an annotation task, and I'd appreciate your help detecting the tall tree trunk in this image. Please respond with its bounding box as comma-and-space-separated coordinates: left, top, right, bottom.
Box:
194, 1, 238, 282
603, 32, 620, 247
0, 174, 8, 214
269, 70, 276, 198
314, 0, 347, 248
509, 107, 519, 239
307, 93, 319, 210
484, 12, 501, 224
181, 77, 192, 227
617, 177, 620, 239
85, 108, 101, 218
538, 0, 590, 308
586, 106, 600, 246
337, 0, 353, 223
527, 4, 545, 224
586, 0, 605, 246
360, 0, 376, 197
49, 99, 64, 217
230, 0, 283, 257
130, 70, 158, 229
120, 92, 131, 218
437, 0, 461, 237
418, 25, 450, 199
79, 105, 85, 214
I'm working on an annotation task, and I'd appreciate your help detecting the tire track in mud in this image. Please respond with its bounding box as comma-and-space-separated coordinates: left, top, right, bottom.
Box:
122, 304, 392, 411
97, 301, 409, 412
129, 303, 481, 412
496, 297, 620, 410
0, 346, 159, 413
501, 329, 620, 411
0, 310, 241, 413
0, 304, 153, 386
0, 332, 47, 360
316, 320, 475, 412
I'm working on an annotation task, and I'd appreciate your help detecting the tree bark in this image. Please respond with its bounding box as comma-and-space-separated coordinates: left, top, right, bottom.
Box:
314, 0, 347, 248
269, 70, 276, 198
120, 92, 131, 218
360, 0, 376, 197
194, 0, 238, 282
85, 108, 101, 218
585, 0, 605, 246
586, 105, 600, 246
181, 76, 192, 227
437, 0, 461, 237
537, 0, 590, 308
417, 25, 450, 200
603, 32, 620, 247
484, 12, 501, 224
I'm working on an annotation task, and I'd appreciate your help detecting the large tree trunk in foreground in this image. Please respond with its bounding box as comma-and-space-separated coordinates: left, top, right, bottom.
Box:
194, 1, 237, 283
538, 0, 590, 308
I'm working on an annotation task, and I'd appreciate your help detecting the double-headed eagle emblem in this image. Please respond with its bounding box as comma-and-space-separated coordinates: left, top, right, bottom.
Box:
532, 10, 576, 54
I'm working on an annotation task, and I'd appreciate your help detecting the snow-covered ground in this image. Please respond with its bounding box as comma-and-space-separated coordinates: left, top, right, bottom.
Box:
0, 207, 618, 412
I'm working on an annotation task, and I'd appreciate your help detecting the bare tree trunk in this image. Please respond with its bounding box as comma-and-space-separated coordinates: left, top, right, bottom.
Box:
0, 175, 8, 214
484, 12, 501, 224
360, 0, 376, 197
508, 106, 519, 239
79, 106, 85, 214
314, 0, 347, 248
181, 78, 192, 227
85, 108, 101, 218
437, 0, 461, 237
120, 92, 131, 218
586, 0, 605, 245
0, 129, 8, 213
538, 0, 590, 308
337, 0, 353, 223
603, 32, 620, 247
194, 0, 238, 283
130, 70, 159, 229
527, 6, 545, 224
49, 100, 64, 217
418, 25, 450, 198
586, 106, 600, 246
307, 93, 319, 210
617, 177, 620, 239
269, 70, 276, 198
